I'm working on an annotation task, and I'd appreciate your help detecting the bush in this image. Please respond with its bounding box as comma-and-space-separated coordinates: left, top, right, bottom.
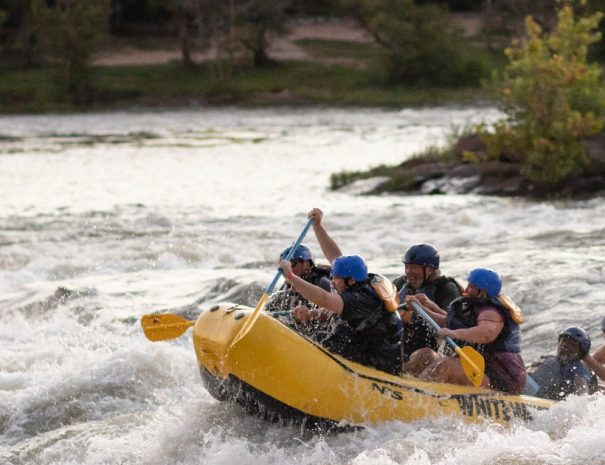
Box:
32, 0, 110, 104
342, 0, 489, 87
480, 1, 605, 187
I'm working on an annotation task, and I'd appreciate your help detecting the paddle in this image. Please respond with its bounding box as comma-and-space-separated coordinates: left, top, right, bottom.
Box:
409, 300, 485, 387
229, 218, 314, 348
141, 313, 195, 341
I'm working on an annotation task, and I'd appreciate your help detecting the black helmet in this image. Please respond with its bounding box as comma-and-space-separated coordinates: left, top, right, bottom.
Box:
279, 244, 313, 263
559, 326, 591, 357
403, 243, 440, 269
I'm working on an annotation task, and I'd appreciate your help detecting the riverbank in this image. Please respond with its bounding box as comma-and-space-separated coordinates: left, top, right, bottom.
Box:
0, 60, 492, 113
331, 134, 605, 199
1, 16, 497, 113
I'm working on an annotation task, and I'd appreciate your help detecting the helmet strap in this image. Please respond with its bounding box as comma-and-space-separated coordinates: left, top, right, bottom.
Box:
425, 266, 437, 283
419, 266, 432, 288
301, 261, 312, 279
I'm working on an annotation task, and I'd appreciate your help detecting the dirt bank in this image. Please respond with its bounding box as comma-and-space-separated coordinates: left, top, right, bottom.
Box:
94, 18, 374, 66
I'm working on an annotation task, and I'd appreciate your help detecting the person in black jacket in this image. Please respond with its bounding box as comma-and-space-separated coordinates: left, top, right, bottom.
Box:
266, 243, 331, 313
393, 243, 462, 366
278, 208, 403, 374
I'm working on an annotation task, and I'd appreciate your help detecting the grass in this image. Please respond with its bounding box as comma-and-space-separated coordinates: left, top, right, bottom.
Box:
0, 41, 495, 113
330, 125, 475, 192
294, 39, 380, 61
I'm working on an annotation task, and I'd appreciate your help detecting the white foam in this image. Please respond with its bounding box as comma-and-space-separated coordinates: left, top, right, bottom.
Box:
1, 106, 604, 465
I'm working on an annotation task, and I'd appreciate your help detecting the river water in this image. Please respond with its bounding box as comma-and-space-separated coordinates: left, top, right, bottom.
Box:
0, 107, 604, 465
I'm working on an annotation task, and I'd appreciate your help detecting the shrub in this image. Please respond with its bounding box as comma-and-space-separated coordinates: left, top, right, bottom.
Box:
342, 0, 489, 87
480, 1, 605, 187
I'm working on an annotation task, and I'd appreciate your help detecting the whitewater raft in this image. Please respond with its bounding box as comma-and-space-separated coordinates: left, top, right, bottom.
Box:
192, 303, 554, 430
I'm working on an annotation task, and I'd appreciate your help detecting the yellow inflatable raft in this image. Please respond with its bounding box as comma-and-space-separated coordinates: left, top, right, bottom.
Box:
192, 303, 554, 430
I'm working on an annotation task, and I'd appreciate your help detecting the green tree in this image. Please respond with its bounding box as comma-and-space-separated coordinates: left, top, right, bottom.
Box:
234, 0, 289, 67
32, 0, 110, 104
341, 0, 487, 86
480, 0, 605, 188
481, 0, 558, 51
0, 0, 38, 66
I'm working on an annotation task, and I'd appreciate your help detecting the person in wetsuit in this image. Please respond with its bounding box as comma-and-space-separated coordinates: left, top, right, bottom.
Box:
527, 326, 598, 399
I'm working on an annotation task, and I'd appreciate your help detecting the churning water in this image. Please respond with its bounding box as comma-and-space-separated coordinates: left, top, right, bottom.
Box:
0, 106, 604, 464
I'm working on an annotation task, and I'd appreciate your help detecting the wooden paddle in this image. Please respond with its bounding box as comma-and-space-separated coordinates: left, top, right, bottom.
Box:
229, 218, 314, 348
410, 301, 485, 387
141, 313, 195, 341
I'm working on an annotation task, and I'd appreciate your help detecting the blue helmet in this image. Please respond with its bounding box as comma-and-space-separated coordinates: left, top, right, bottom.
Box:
403, 243, 440, 269
331, 255, 368, 281
279, 244, 313, 262
467, 268, 502, 298
559, 326, 591, 357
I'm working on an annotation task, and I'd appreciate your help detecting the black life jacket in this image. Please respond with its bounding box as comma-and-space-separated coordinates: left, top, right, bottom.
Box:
395, 275, 463, 357
527, 355, 598, 400
396, 275, 463, 307
446, 296, 521, 354
266, 265, 331, 312
346, 281, 403, 344
321, 281, 403, 375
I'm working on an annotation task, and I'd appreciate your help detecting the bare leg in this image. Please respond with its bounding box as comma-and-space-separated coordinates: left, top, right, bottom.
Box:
421, 357, 490, 388
404, 348, 441, 376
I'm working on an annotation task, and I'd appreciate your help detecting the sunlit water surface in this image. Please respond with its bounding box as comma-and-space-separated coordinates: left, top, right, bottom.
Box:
0, 107, 604, 465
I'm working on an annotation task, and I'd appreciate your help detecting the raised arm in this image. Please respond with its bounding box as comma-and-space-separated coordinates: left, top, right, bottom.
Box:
308, 208, 342, 263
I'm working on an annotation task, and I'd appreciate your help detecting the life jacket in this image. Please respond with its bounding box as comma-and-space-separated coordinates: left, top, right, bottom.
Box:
396, 276, 463, 306
333, 281, 403, 374
527, 355, 598, 400
395, 275, 463, 359
305, 264, 332, 289
370, 273, 400, 312
446, 295, 522, 354
266, 264, 331, 313
396, 275, 463, 323
495, 294, 525, 324
343, 281, 403, 343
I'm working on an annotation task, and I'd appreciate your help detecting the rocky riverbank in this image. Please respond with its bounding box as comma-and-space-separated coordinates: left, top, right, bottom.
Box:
335, 134, 605, 198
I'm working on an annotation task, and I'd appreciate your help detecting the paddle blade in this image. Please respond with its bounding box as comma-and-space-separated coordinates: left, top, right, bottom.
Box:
230, 292, 269, 348
455, 345, 485, 387
141, 313, 195, 342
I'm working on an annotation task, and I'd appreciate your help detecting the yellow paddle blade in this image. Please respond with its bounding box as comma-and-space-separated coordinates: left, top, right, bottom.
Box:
230, 292, 269, 348
141, 313, 195, 342
455, 345, 485, 387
